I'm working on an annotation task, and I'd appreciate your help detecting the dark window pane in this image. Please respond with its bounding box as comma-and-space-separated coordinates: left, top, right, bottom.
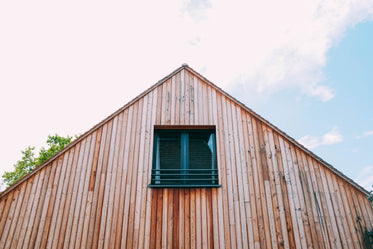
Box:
189, 131, 215, 185
158, 132, 181, 184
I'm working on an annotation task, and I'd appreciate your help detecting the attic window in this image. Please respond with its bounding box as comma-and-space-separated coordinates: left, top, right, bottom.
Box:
149, 126, 221, 187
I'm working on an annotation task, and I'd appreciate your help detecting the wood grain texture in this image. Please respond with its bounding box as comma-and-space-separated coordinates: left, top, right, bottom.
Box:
1, 68, 372, 248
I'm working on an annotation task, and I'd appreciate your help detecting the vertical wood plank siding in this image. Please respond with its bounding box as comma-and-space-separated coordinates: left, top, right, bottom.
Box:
1, 68, 372, 249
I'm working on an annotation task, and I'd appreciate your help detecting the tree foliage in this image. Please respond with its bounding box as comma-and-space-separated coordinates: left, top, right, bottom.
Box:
2, 134, 75, 188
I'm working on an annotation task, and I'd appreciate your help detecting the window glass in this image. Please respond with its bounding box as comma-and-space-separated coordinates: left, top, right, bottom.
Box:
158, 132, 181, 170
189, 131, 216, 185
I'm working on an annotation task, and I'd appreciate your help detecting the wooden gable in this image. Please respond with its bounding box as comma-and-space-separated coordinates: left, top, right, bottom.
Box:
0, 65, 372, 248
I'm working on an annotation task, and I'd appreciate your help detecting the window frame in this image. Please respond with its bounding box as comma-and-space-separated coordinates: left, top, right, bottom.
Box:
149, 125, 221, 188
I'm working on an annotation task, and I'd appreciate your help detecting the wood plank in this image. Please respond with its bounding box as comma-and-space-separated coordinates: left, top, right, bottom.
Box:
99, 115, 120, 249
262, 127, 280, 249
113, 108, 132, 249
68, 134, 94, 249
190, 188, 196, 249
252, 118, 271, 248
173, 189, 180, 249
161, 188, 169, 249
244, 114, 262, 249
167, 188, 174, 249
20, 167, 48, 249
287, 142, 308, 249
278, 137, 302, 249
126, 99, 143, 249
138, 92, 155, 249
265, 128, 290, 249
348, 186, 369, 247
121, 102, 140, 248
26, 165, 52, 249
8, 171, 36, 248
207, 189, 214, 249
79, 129, 103, 249
222, 97, 238, 249
51, 144, 79, 249
2, 178, 30, 248
0, 195, 8, 225
91, 121, 113, 249
0, 190, 16, 240
60, 139, 87, 249
290, 146, 313, 249
104, 112, 125, 248
184, 69, 190, 125
156, 189, 163, 249
175, 71, 181, 125
299, 152, 324, 249
327, 171, 351, 248
240, 112, 256, 249
38, 158, 65, 249
216, 95, 232, 249
170, 76, 176, 125
49, 148, 76, 249
84, 126, 106, 249
46, 152, 72, 249
231, 105, 248, 249
212, 88, 224, 249
144, 89, 158, 249
179, 188, 185, 249
133, 96, 149, 249
317, 164, 342, 248
311, 160, 334, 248
201, 188, 208, 249
149, 189, 158, 249
180, 69, 185, 125
184, 189, 191, 249
73, 131, 98, 248
334, 176, 358, 249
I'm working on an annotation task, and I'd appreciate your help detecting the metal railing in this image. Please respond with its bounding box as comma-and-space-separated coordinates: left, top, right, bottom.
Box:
149, 168, 221, 188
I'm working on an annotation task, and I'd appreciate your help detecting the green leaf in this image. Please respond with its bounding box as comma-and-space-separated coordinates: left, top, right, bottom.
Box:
1, 134, 76, 188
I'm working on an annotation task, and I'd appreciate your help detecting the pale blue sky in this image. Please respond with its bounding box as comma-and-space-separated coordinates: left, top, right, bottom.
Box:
231, 21, 373, 189
0, 0, 372, 190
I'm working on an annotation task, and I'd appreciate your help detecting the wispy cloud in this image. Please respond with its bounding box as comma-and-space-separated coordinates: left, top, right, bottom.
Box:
298, 127, 343, 149
356, 130, 373, 139
1, 0, 373, 105
181, 0, 373, 101
354, 165, 373, 190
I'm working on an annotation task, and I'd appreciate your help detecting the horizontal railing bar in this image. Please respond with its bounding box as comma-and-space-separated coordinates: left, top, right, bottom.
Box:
151, 173, 218, 176
152, 178, 216, 181
152, 169, 218, 171
152, 175, 217, 180
149, 184, 222, 188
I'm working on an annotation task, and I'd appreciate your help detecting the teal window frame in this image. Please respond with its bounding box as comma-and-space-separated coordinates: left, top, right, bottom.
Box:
149, 127, 221, 188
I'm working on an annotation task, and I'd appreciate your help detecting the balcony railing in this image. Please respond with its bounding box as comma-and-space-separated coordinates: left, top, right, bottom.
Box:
149, 168, 221, 188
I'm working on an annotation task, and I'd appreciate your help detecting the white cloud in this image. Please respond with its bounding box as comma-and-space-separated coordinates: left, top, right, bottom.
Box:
298, 127, 343, 149
179, 0, 373, 101
306, 85, 336, 102
364, 130, 373, 136
356, 130, 373, 138
354, 166, 373, 190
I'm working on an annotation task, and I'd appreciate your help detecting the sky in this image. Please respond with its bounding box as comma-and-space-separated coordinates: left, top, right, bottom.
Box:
0, 0, 372, 190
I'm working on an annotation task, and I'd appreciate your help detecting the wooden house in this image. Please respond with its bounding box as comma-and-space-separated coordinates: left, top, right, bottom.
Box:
0, 64, 372, 248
